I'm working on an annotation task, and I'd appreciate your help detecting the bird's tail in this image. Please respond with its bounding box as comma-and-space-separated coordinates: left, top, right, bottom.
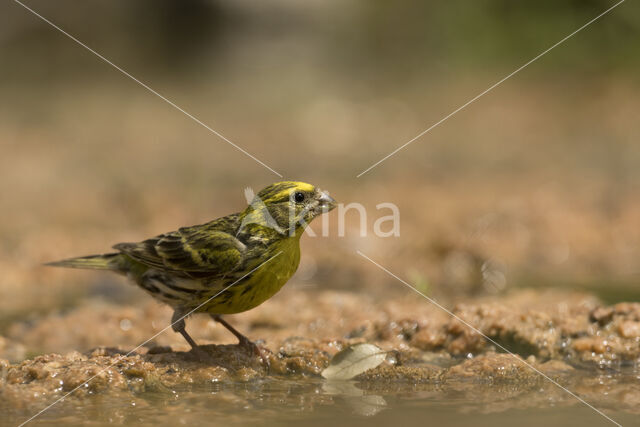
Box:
45, 253, 123, 270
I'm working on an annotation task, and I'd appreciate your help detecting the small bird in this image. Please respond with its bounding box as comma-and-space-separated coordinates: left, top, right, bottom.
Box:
47, 181, 336, 362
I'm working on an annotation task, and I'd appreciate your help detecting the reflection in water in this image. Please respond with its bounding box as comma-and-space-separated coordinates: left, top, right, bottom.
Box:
4, 371, 640, 427
323, 380, 387, 417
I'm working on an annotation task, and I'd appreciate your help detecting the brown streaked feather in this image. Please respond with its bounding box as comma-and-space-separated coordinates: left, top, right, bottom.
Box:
113, 213, 245, 277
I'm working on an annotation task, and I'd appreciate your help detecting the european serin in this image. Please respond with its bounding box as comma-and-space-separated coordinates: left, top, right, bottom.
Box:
47, 181, 336, 361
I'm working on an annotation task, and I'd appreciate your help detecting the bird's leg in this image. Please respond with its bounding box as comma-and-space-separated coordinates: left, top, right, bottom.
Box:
211, 314, 269, 365
210, 314, 251, 345
171, 308, 202, 353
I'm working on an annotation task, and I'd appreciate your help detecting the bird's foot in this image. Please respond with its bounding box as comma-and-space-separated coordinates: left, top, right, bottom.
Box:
211, 314, 270, 368
188, 345, 213, 362
238, 336, 270, 368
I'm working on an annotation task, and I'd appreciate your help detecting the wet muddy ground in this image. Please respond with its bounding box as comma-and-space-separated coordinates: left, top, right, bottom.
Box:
2, 288, 639, 426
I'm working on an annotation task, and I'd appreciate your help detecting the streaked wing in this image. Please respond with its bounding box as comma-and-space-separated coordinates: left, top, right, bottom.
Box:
114, 214, 245, 277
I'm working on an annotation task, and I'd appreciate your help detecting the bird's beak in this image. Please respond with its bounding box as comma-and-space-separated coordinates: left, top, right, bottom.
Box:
317, 190, 337, 212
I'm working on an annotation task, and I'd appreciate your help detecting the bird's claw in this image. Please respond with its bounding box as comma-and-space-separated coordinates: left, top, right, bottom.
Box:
189, 345, 212, 361
239, 338, 270, 368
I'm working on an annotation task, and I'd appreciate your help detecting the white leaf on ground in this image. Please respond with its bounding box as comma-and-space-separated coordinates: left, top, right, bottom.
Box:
321, 343, 386, 380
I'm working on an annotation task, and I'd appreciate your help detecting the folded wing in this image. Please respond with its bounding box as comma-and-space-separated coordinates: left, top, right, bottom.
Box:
114, 222, 245, 278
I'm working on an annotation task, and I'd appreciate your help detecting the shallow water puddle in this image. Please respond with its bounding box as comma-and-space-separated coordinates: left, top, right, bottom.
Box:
4, 370, 639, 427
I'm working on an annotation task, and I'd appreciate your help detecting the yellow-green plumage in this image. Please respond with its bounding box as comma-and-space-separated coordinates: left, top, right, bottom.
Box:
47, 181, 336, 355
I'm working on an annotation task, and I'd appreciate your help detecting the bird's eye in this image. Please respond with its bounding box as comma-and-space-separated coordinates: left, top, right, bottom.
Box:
294, 192, 305, 203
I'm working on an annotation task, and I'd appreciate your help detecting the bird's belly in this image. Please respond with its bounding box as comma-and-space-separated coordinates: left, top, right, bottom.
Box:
198, 240, 301, 314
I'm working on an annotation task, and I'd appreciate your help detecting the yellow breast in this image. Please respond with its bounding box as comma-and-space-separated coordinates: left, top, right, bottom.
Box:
199, 236, 301, 314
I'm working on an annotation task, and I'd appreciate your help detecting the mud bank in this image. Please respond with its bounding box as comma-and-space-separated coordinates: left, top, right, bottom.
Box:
2, 289, 639, 419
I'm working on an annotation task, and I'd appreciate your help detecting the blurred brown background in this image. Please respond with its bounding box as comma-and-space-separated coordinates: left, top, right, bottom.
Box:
1, 0, 639, 351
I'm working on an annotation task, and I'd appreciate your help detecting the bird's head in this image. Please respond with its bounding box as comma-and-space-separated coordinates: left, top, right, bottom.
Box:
241, 181, 336, 236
